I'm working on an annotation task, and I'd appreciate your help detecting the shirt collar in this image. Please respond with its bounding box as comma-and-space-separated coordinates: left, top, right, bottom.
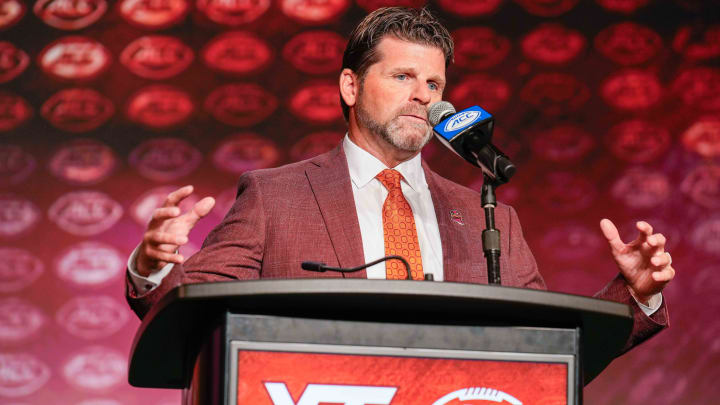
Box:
344, 135, 426, 192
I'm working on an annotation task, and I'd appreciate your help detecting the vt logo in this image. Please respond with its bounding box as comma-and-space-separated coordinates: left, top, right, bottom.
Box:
264, 382, 397, 405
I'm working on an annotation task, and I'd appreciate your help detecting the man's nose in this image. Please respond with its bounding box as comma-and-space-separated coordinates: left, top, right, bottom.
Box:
410, 81, 432, 105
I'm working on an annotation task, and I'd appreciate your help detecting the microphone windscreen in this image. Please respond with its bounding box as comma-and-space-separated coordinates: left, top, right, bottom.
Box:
428, 101, 456, 126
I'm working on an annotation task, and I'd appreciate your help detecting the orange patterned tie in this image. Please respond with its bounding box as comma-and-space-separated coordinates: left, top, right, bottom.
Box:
376, 169, 424, 280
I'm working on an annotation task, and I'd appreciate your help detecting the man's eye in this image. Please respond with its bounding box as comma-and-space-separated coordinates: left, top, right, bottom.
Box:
428, 83, 438, 91
395, 74, 407, 81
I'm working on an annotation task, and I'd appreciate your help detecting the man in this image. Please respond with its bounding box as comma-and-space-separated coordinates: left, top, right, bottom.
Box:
126, 8, 673, 352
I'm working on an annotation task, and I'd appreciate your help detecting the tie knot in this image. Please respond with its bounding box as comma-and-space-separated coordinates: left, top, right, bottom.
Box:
376, 169, 403, 192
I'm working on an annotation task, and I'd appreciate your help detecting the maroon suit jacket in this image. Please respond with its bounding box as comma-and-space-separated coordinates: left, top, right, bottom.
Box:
127, 144, 667, 352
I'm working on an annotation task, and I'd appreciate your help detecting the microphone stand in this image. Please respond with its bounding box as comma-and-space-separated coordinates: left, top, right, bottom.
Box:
481, 174, 502, 285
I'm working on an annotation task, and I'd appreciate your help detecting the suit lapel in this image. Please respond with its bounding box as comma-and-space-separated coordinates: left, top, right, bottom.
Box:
305, 145, 367, 277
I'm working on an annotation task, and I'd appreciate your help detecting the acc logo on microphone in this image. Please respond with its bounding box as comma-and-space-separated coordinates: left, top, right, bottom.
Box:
0, 145, 36, 186
432, 387, 522, 405
0, 353, 51, 397
48, 138, 117, 185
522, 23, 586, 65
0, 41, 29, 83
280, 0, 350, 25
213, 133, 280, 175
121, 35, 193, 79
601, 69, 662, 110
197, 0, 271, 26
290, 82, 342, 123
129, 137, 202, 181
437, 0, 503, 17
62, 346, 126, 391
444, 110, 482, 132
595, 22, 662, 65
48, 191, 123, 236
0, 194, 40, 239
0, 298, 46, 345
118, 0, 189, 29
126, 85, 194, 129
41, 88, 114, 132
0, 0, 26, 30
205, 83, 277, 127
203, 31, 272, 76
56, 295, 129, 340
453, 26, 510, 70
0, 91, 32, 132
55, 242, 124, 287
283, 30, 345, 75
34, 0, 107, 30
0, 248, 44, 293
39, 36, 112, 81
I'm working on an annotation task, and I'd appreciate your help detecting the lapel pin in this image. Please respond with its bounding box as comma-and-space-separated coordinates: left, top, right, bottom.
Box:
449, 209, 464, 225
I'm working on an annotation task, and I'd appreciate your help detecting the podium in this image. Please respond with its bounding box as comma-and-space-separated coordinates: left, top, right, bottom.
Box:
128, 279, 632, 405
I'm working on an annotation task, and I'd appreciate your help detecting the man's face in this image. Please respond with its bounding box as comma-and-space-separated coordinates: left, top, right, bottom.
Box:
354, 37, 446, 153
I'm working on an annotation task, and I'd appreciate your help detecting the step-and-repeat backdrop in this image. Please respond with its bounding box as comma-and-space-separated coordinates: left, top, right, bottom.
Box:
1, 0, 718, 404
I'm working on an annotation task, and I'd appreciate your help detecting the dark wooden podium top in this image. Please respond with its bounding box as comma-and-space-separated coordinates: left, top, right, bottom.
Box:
129, 279, 632, 388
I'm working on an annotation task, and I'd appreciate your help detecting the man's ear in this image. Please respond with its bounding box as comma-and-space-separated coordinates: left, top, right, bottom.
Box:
339, 68, 358, 108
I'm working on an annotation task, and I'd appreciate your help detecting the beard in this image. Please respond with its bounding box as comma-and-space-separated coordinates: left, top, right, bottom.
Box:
355, 99, 433, 153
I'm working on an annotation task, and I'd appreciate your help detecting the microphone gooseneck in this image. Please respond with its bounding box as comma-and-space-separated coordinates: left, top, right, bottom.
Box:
301, 256, 416, 280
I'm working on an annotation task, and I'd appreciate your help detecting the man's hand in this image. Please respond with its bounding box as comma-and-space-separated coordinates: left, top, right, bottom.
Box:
600, 218, 675, 304
136, 185, 215, 277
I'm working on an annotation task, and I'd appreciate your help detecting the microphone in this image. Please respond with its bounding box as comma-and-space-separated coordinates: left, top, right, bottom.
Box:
428, 101, 516, 185
302, 256, 429, 281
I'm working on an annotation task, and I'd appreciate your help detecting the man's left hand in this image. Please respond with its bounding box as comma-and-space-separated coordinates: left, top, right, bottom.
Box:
600, 218, 676, 304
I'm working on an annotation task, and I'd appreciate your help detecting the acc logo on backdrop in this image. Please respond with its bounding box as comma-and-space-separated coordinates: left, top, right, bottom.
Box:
612, 168, 670, 209
291, 131, 344, 161
203, 31, 272, 76
33, 0, 107, 30
601, 69, 662, 110
39, 36, 111, 81
540, 222, 604, 261
690, 216, 720, 256
432, 386, 522, 405
453, 27, 511, 70
606, 119, 670, 163
521, 23, 586, 64
0, 0, 25, 30
681, 164, 720, 209
281, 0, 349, 25
130, 186, 200, 225
0, 353, 51, 397
673, 24, 720, 61
129, 137, 202, 181
283, 30, 345, 75
48, 191, 122, 236
0, 91, 32, 132
290, 81, 342, 123
63, 346, 126, 391
126, 85, 194, 129
515, 0, 578, 17
41, 88, 114, 132
0, 248, 43, 293
48, 139, 116, 185
205, 83, 277, 127
596, 0, 650, 13
531, 125, 594, 163
197, 0, 270, 26
0, 195, 39, 239
356, 0, 425, 12
76, 400, 122, 405
0, 145, 35, 186
672, 67, 720, 111
120, 35, 193, 79
531, 172, 596, 213
520, 73, 590, 115
118, 0, 188, 29
595, 22, 662, 65
437, 0, 503, 17
682, 116, 720, 158
0, 41, 29, 83
0, 298, 45, 345
55, 242, 124, 287
213, 133, 280, 175
56, 296, 129, 340
450, 74, 510, 113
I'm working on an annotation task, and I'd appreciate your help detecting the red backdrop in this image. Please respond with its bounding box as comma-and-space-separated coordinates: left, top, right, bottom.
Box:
1, 0, 719, 404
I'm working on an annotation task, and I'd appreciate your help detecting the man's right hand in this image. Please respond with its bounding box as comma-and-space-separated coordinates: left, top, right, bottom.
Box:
136, 185, 216, 277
